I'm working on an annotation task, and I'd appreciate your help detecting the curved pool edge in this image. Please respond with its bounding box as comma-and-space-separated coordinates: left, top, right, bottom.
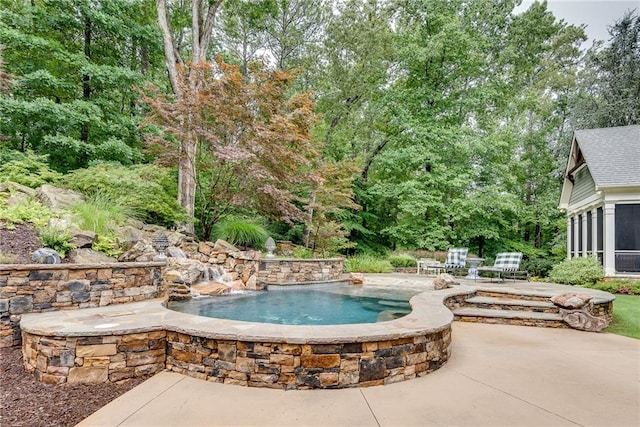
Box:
20, 285, 477, 389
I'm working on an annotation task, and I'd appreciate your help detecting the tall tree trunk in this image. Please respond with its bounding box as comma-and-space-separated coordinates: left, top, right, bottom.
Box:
81, 15, 92, 144
155, 0, 223, 233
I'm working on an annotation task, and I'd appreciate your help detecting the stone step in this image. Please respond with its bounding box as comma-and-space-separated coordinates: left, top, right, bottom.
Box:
475, 290, 551, 302
464, 296, 559, 314
452, 307, 566, 328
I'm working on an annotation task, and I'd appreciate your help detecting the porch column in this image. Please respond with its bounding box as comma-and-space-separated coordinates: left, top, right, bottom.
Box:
591, 207, 598, 259
567, 216, 572, 260
582, 213, 588, 257
603, 202, 616, 276
573, 215, 580, 260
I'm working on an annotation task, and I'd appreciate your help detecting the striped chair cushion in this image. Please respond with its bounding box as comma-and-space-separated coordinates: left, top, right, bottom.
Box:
444, 248, 468, 268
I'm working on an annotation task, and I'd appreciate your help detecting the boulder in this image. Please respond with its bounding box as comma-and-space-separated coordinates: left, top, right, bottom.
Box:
213, 239, 240, 254
35, 185, 84, 212
68, 249, 116, 264
433, 273, 459, 290
0, 181, 35, 206
350, 273, 364, 285
191, 281, 230, 296
118, 240, 154, 262
71, 230, 97, 249
166, 257, 205, 285
166, 246, 187, 258
31, 248, 61, 264
560, 308, 610, 332
550, 293, 593, 309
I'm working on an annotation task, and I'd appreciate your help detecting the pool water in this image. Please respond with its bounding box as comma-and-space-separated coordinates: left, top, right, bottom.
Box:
168, 285, 413, 325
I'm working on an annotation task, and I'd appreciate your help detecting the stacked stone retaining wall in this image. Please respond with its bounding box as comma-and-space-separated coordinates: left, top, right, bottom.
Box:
256, 258, 346, 286
0, 262, 164, 347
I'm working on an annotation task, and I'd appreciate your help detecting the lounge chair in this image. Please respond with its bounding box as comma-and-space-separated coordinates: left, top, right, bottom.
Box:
477, 252, 528, 282
443, 247, 468, 275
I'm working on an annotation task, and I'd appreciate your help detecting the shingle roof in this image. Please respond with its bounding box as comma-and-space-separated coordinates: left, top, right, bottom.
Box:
574, 125, 640, 187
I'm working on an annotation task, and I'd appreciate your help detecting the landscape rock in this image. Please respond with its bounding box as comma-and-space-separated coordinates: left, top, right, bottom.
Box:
213, 239, 240, 254
35, 185, 85, 212
71, 230, 97, 249
166, 246, 187, 258
31, 248, 61, 264
550, 293, 593, 309
350, 273, 364, 285
191, 281, 230, 296
433, 273, 458, 290
0, 181, 35, 206
118, 240, 154, 262
68, 249, 116, 264
560, 308, 609, 332
166, 258, 205, 285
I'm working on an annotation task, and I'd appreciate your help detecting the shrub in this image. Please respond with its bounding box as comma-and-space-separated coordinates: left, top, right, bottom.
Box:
212, 217, 269, 249
387, 253, 417, 268
62, 163, 185, 227
345, 255, 393, 273
583, 279, 640, 295
0, 150, 61, 188
38, 226, 75, 257
521, 257, 556, 278
549, 257, 604, 286
292, 246, 315, 259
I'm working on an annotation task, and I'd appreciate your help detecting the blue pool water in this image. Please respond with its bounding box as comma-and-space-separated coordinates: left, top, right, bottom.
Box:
168, 285, 413, 325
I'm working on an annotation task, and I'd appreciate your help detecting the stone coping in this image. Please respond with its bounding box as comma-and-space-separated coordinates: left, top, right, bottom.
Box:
0, 261, 166, 271
20, 286, 476, 344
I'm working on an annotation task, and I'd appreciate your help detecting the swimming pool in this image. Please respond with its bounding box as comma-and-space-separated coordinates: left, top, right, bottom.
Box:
168, 285, 413, 325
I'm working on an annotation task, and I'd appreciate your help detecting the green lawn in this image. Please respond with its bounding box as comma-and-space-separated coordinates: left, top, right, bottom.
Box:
604, 294, 640, 339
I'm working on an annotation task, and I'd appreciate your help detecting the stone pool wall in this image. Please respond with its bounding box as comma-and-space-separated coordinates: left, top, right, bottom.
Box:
22, 330, 167, 384
256, 258, 347, 286
165, 330, 451, 389
20, 325, 452, 389
0, 262, 164, 347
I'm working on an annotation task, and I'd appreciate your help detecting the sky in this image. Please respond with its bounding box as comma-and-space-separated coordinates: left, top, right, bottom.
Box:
515, 0, 639, 45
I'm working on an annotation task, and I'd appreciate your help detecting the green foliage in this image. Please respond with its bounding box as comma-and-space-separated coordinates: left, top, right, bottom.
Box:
212, 217, 269, 249
0, 197, 53, 228
62, 164, 185, 227
549, 257, 604, 286
38, 225, 75, 257
603, 295, 640, 339
387, 253, 417, 268
583, 279, 640, 295
0, 150, 61, 188
344, 255, 393, 273
92, 234, 123, 259
521, 257, 557, 278
71, 192, 135, 236
292, 246, 315, 259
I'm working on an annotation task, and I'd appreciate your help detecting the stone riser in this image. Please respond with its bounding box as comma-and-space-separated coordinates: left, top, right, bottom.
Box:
454, 315, 568, 329
475, 291, 550, 302
464, 303, 559, 314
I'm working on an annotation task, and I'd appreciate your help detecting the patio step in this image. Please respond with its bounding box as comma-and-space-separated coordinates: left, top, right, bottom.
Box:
452, 307, 566, 328
464, 296, 559, 314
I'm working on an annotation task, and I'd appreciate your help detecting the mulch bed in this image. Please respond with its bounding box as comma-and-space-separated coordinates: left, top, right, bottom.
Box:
0, 346, 147, 427
0, 224, 42, 264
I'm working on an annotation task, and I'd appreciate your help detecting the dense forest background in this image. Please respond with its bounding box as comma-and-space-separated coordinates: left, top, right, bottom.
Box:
1, 0, 639, 270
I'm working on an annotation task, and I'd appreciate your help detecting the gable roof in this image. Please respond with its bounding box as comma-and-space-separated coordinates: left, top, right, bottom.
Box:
559, 125, 640, 210
573, 125, 640, 188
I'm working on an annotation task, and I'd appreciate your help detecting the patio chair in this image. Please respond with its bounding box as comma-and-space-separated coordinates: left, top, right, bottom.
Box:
443, 248, 468, 275
416, 258, 445, 275
477, 252, 528, 282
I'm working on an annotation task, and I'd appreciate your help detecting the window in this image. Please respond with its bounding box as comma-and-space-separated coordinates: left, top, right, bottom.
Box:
615, 204, 640, 272
587, 211, 592, 252
578, 214, 583, 252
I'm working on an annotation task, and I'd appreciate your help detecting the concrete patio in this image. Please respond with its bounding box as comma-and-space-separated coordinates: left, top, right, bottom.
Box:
79, 320, 639, 427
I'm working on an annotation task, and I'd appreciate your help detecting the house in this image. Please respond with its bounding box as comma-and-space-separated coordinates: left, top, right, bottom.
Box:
559, 125, 640, 276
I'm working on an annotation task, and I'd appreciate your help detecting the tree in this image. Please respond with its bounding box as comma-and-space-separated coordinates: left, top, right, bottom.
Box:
155, 0, 224, 231
141, 59, 324, 239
